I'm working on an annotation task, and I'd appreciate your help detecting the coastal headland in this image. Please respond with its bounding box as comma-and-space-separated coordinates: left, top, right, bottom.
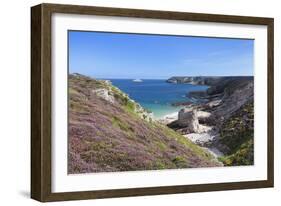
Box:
162, 76, 254, 164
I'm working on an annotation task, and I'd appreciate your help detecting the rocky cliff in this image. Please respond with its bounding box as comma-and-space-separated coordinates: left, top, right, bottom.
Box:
166, 76, 254, 166
167, 76, 223, 85
167, 76, 253, 86
68, 74, 221, 173
168, 76, 254, 125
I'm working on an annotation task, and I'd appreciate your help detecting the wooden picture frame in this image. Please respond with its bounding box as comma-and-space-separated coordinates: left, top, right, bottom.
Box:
31, 3, 274, 202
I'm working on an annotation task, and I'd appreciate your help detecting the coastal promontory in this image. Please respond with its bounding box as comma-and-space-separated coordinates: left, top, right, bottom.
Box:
165, 76, 254, 165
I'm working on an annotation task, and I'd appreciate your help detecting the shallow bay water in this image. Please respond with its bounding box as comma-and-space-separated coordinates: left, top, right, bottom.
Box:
109, 79, 208, 118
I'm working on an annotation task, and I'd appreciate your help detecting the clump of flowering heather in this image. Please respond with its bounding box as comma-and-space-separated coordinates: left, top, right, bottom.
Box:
68, 73, 221, 174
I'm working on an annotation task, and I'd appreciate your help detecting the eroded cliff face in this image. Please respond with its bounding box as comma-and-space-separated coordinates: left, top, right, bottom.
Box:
206, 79, 254, 126
166, 76, 254, 166
168, 76, 253, 127
68, 74, 221, 174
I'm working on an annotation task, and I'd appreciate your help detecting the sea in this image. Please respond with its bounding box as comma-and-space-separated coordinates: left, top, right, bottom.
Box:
109, 79, 209, 119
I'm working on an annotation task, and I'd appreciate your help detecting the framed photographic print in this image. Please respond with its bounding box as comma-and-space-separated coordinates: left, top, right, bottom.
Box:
31, 3, 274, 202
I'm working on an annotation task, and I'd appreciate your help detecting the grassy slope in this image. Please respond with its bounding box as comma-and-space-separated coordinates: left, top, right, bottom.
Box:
68, 74, 220, 173
218, 101, 254, 166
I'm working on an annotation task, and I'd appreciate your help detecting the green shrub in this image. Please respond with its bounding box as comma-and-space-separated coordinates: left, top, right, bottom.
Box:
172, 156, 188, 167
111, 116, 134, 132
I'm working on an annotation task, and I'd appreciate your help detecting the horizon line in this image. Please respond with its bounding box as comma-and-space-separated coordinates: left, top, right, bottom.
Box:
70, 73, 254, 80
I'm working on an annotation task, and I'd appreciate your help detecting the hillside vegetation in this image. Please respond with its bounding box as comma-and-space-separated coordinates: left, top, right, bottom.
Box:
68, 74, 221, 173
218, 101, 254, 166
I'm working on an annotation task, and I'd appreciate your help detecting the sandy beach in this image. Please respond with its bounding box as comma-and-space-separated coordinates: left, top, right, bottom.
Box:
158, 111, 178, 124
158, 107, 224, 158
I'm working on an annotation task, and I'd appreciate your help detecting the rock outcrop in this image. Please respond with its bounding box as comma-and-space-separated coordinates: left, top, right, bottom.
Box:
92, 88, 115, 104
178, 108, 200, 132
177, 108, 212, 133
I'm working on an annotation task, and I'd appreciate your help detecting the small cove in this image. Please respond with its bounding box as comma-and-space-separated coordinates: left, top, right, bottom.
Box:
109, 79, 209, 119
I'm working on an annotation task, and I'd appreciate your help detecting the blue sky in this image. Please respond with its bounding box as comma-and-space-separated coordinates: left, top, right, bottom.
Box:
69, 31, 254, 79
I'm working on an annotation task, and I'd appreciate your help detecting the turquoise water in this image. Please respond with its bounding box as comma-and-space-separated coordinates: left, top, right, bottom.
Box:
109, 79, 209, 119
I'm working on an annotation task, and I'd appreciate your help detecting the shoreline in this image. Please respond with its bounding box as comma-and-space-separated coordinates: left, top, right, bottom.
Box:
157, 111, 179, 124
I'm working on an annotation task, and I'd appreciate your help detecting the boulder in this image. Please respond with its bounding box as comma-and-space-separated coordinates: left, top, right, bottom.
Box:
92, 88, 115, 104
